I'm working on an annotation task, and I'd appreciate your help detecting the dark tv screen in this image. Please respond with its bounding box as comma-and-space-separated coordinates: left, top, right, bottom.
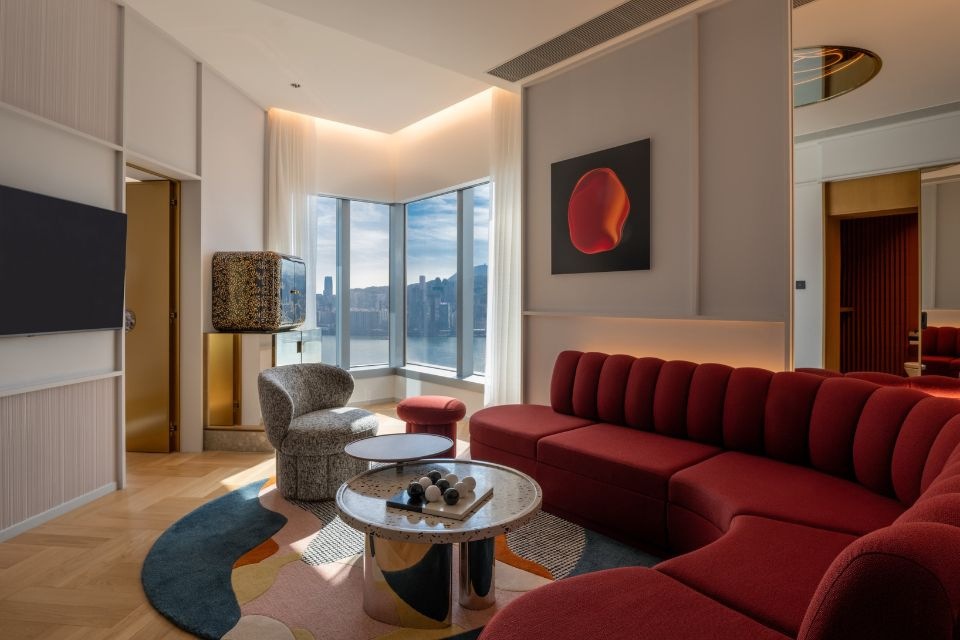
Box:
0, 185, 127, 336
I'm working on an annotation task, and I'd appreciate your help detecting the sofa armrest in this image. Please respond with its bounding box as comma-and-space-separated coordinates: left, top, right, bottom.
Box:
799, 522, 960, 640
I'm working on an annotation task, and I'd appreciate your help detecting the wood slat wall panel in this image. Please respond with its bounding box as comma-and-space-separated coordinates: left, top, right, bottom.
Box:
0, 0, 120, 143
0, 379, 117, 530
840, 214, 919, 374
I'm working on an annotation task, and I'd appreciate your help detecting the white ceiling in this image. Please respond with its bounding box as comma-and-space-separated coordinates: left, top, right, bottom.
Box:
123, 0, 624, 133
793, 0, 960, 136
124, 0, 960, 136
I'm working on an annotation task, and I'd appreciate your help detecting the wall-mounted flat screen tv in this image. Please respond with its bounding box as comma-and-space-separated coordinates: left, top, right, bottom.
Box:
0, 184, 127, 337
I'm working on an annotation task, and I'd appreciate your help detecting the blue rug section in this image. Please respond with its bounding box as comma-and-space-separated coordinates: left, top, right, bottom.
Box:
141, 479, 287, 639
569, 528, 660, 577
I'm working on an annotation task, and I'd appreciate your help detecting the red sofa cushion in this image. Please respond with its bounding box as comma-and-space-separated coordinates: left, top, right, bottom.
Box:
722, 367, 774, 453
934, 326, 959, 356
656, 515, 857, 636
922, 354, 956, 376
478, 567, 789, 640
763, 372, 824, 465
469, 404, 593, 460
669, 452, 904, 535
537, 423, 720, 500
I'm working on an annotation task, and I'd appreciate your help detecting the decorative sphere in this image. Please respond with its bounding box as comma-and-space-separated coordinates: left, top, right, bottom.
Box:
444, 473, 459, 485
436, 479, 451, 492
407, 482, 425, 499
461, 476, 477, 492
424, 485, 442, 502
443, 488, 460, 505
418, 477, 432, 489
454, 481, 466, 494
427, 470, 443, 484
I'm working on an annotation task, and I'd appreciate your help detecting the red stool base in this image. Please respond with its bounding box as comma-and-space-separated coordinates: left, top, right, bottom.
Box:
396, 396, 467, 459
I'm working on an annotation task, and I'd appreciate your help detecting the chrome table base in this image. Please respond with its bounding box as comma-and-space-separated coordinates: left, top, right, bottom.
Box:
362, 534, 497, 628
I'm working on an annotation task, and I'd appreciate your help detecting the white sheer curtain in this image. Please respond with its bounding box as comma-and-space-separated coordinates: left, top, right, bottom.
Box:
266, 108, 319, 328
484, 89, 523, 406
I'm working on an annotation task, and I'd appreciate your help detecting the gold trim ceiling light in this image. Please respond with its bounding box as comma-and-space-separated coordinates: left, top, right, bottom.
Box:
793, 46, 882, 107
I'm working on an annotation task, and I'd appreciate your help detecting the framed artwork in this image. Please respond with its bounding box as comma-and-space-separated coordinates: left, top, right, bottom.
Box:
550, 139, 650, 274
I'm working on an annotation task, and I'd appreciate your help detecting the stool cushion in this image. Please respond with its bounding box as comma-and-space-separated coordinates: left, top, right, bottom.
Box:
397, 395, 466, 424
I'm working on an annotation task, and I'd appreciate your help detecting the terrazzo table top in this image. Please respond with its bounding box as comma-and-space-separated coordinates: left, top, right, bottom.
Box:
336, 460, 542, 544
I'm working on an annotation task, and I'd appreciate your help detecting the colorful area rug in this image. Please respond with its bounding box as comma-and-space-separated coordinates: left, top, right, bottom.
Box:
142, 478, 658, 639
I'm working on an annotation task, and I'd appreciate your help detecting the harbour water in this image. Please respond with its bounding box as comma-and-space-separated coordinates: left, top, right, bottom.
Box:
316, 335, 486, 373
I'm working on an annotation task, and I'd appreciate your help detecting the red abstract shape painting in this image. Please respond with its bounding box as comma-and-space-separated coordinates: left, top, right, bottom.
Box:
551, 139, 650, 274
567, 167, 631, 254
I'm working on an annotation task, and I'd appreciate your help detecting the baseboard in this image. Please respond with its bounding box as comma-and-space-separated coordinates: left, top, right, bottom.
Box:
353, 397, 400, 407
0, 482, 117, 542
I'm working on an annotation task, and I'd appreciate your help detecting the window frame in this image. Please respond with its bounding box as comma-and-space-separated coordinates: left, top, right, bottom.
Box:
308, 180, 489, 382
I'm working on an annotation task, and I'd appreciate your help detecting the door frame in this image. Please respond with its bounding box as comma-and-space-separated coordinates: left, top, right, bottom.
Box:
125, 164, 181, 452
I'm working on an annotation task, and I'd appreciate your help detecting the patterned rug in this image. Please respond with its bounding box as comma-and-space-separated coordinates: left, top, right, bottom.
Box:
142, 478, 659, 639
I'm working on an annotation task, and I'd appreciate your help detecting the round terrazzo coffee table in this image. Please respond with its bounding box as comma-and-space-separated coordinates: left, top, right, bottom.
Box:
335, 459, 542, 629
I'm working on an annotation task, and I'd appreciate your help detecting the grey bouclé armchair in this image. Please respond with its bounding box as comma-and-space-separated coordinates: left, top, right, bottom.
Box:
257, 363, 378, 500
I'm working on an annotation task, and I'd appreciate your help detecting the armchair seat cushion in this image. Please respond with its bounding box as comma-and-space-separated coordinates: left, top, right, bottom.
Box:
281, 407, 379, 455
669, 452, 904, 536
656, 515, 857, 636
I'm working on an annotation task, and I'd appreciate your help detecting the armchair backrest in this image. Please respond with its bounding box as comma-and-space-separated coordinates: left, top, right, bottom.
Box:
257, 363, 354, 447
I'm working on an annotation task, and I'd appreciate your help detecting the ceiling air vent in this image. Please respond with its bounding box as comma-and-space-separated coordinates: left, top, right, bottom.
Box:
487, 0, 699, 82
487, 0, 821, 83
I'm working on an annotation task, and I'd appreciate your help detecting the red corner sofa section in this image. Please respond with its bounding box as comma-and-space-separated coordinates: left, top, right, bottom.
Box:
471, 351, 960, 640
922, 326, 960, 376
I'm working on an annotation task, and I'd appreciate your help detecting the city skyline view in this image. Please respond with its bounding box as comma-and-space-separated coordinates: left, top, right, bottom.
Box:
310, 184, 490, 371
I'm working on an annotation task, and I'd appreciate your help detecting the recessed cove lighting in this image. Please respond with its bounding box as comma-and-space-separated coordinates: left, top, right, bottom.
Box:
793, 46, 881, 108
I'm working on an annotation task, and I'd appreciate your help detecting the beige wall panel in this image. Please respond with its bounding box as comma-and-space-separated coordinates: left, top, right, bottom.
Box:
524, 20, 697, 317
524, 315, 786, 404
124, 10, 198, 174
935, 181, 960, 309
697, 0, 791, 321
0, 378, 117, 530
0, 0, 120, 143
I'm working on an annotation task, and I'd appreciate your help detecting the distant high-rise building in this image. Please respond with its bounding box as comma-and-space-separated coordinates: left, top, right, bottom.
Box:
323, 276, 333, 298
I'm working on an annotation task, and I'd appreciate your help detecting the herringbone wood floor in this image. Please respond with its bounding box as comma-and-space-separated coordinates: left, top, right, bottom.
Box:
0, 405, 471, 639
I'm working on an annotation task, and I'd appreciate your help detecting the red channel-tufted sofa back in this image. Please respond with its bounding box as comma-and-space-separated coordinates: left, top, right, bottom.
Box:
922, 326, 960, 357
549, 351, 960, 506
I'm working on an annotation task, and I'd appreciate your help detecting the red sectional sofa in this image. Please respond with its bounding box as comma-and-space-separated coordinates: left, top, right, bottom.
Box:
471, 351, 960, 640
922, 326, 960, 376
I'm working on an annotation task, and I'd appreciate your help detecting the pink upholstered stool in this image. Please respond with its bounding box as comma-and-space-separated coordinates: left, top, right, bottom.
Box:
395, 395, 466, 459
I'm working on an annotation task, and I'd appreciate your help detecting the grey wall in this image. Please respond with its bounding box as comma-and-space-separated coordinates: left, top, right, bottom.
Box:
522, 0, 791, 401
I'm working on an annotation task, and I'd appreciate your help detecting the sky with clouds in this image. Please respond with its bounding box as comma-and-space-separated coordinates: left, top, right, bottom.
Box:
312, 184, 489, 291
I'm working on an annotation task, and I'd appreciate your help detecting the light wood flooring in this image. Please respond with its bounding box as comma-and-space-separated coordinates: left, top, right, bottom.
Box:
0, 407, 471, 639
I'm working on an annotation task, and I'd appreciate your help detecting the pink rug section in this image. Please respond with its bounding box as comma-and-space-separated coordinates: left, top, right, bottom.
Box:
228, 482, 535, 639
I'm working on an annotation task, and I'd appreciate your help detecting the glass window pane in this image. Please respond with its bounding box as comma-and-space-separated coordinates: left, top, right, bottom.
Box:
406, 192, 458, 370
311, 195, 338, 364
349, 201, 390, 366
472, 183, 490, 375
